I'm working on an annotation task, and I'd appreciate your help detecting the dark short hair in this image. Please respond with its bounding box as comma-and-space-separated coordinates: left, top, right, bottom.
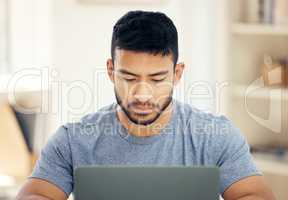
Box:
111, 10, 178, 65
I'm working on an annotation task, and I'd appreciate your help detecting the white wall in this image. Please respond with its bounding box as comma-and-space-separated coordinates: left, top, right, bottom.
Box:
0, 0, 9, 73
0, 0, 229, 136
4, 0, 225, 133
9, 0, 52, 71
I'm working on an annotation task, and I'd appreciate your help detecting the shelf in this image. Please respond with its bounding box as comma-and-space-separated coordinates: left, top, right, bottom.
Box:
232, 23, 288, 36
253, 154, 288, 176
233, 85, 288, 100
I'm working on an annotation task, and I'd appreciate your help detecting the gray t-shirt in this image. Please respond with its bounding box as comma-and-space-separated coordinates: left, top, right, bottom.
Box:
29, 99, 262, 197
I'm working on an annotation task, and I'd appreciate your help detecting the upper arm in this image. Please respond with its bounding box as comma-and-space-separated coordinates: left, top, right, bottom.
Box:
222, 175, 275, 200
25, 125, 74, 197
213, 118, 263, 194
16, 178, 68, 200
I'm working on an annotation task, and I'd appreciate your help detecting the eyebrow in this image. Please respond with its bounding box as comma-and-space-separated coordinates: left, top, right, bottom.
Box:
117, 69, 169, 77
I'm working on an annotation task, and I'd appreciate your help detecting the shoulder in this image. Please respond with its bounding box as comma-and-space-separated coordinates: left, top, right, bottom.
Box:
174, 99, 231, 135
79, 103, 116, 124
175, 100, 246, 151
45, 103, 116, 153
62, 103, 116, 136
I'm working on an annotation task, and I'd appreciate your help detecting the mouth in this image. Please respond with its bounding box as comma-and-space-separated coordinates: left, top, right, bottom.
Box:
131, 105, 154, 114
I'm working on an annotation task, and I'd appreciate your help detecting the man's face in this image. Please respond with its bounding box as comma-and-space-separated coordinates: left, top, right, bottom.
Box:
110, 49, 176, 126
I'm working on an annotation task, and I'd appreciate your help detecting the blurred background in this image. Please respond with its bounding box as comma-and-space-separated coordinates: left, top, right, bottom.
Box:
0, 0, 287, 199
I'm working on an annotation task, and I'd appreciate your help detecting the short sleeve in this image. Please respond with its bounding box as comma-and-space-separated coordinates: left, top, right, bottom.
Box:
29, 125, 73, 197
216, 119, 263, 196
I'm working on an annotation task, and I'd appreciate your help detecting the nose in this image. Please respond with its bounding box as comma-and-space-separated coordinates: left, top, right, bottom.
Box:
133, 82, 153, 103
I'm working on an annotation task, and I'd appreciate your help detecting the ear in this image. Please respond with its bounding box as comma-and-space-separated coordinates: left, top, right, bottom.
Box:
173, 62, 185, 86
106, 59, 115, 83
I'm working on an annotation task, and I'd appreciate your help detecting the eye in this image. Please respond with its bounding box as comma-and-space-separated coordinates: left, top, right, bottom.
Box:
124, 78, 137, 82
152, 78, 166, 82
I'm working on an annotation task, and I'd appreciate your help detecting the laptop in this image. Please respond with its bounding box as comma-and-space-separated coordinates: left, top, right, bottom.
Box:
74, 166, 219, 200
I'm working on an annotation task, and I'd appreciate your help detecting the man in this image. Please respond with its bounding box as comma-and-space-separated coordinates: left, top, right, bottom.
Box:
17, 11, 275, 200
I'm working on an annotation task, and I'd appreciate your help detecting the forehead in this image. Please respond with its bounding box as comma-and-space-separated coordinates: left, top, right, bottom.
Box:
114, 49, 174, 75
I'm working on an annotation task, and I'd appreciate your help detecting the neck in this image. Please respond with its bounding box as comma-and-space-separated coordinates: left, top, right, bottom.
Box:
116, 101, 173, 137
